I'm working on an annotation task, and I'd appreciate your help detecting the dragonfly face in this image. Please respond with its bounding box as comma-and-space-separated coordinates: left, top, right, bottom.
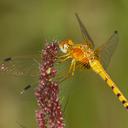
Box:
59, 40, 74, 53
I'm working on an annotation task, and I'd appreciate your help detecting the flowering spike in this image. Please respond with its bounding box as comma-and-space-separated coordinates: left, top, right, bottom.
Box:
35, 41, 65, 128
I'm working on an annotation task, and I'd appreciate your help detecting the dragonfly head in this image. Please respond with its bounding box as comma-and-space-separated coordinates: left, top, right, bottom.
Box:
59, 40, 74, 53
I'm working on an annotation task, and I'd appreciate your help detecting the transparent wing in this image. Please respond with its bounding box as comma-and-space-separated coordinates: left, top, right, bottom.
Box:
75, 13, 95, 49
0, 55, 40, 77
95, 31, 119, 69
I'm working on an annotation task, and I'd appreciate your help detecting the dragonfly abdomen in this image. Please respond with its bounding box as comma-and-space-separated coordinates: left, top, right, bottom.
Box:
105, 78, 128, 109
90, 59, 128, 110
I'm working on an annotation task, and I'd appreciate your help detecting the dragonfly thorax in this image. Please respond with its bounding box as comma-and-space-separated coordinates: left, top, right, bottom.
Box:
59, 39, 95, 64
71, 44, 95, 63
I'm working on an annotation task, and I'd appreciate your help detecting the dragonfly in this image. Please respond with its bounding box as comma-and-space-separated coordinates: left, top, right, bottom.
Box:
0, 13, 127, 110
59, 13, 128, 110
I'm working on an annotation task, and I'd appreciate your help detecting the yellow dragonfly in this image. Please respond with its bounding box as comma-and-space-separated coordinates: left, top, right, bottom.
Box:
59, 13, 128, 110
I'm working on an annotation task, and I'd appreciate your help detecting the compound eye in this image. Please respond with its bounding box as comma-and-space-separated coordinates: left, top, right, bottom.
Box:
59, 43, 68, 53
60, 44, 68, 53
64, 44, 68, 49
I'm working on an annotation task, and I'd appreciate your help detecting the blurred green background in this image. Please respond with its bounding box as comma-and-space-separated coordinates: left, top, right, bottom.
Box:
0, 0, 128, 128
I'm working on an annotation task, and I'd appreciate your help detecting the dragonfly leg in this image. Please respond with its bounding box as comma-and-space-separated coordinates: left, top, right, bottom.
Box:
72, 60, 76, 75
57, 53, 71, 59
69, 59, 76, 76
57, 54, 71, 63
55, 60, 76, 83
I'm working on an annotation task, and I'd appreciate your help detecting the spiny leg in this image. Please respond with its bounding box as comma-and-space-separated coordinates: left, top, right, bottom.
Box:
56, 54, 71, 64
68, 59, 76, 76
55, 55, 73, 82
61, 56, 71, 62
55, 59, 76, 83
55, 64, 74, 83
72, 60, 76, 75
57, 53, 71, 59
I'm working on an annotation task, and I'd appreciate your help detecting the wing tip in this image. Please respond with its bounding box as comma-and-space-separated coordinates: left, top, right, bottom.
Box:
74, 12, 79, 19
114, 30, 118, 34
74, 12, 78, 16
